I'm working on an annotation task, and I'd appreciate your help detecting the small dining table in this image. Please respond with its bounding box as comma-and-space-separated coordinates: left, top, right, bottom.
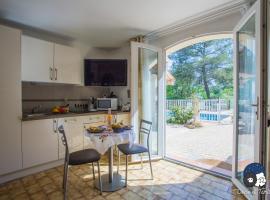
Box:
84, 128, 134, 192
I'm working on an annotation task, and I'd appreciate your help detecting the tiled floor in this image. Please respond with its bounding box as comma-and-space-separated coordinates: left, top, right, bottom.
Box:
0, 159, 245, 200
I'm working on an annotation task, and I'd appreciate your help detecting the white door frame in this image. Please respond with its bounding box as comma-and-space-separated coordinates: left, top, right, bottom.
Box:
232, 1, 265, 199
130, 41, 165, 159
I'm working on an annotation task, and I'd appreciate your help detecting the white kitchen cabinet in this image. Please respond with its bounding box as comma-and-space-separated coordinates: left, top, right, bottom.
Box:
21, 36, 82, 84
83, 114, 107, 149
22, 119, 59, 168
0, 25, 22, 176
54, 44, 81, 85
82, 114, 106, 124
59, 117, 84, 159
21, 35, 54, 82
115, 113, 130, 125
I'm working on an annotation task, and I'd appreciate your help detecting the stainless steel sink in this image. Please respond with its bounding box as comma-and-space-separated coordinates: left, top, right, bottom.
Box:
24, 113, 49, 118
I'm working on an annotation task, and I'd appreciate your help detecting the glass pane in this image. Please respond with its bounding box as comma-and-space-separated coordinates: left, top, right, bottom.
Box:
236, 14, 256, 186
138, 48, 158, 155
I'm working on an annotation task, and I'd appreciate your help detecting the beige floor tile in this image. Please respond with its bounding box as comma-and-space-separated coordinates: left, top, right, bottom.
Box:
13, 192, 30, 200
106, 193, 124, 200
37, 177, 52, 187
30, 192, 47, 200
0, 194, 10, 200
47, 191, 64, 200
122, 190, 143, 200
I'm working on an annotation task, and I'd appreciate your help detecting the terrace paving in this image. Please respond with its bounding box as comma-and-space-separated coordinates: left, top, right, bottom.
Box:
166, 122, 233, 176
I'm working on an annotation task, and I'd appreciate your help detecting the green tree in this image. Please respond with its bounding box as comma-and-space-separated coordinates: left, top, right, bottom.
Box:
167, 38, 233, 99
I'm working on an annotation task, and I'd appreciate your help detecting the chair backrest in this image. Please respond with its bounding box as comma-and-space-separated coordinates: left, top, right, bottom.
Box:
58, 125, 69, 159
139, 120, 152, 149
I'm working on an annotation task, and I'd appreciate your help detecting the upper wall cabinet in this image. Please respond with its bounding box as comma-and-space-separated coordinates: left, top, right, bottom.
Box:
54, 44, 81, 85
22, 35, 54, 83
21, 35, 82, 85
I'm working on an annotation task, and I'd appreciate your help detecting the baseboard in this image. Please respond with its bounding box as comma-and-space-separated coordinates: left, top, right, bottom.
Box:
0, 159, 64, 184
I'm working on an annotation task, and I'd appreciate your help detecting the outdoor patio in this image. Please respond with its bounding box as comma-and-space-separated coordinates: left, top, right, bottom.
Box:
166, 122, 233, 176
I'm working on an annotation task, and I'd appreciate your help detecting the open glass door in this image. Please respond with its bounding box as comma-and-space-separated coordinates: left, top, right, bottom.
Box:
232, 0, 266, 199
130, 41, 165, 160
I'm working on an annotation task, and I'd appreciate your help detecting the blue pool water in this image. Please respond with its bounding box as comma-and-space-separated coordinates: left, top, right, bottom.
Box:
200, 113, 218, 121
166, 111, 227, 121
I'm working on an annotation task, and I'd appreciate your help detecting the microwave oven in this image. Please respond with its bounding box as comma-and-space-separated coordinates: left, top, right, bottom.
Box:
96, 98, 118, 111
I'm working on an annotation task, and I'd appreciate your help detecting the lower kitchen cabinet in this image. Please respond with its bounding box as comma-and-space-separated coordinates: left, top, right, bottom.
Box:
22, 119, 59, 168
82, 114, 106, 149
21, 113, 130, 169
58, 117, 84, 159
115, 113, 130, 125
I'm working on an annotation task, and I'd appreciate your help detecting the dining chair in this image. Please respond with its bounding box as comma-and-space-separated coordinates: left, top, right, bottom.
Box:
117, 119, 153, 187
58, 125, 102, 199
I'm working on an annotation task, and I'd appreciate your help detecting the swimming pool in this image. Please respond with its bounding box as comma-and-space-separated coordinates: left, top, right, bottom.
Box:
166, 111, 227, 121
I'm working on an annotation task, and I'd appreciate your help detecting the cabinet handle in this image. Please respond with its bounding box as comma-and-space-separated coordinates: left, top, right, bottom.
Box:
53, 119, 57, 133
55, 68, 58, 80
50, 67, 53, 80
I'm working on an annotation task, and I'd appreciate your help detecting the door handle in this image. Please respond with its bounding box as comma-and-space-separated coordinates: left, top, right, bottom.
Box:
251, 97, 259, 120
53, 119, 57, 133
55, 68, 58, 80
50, 67, 53, 80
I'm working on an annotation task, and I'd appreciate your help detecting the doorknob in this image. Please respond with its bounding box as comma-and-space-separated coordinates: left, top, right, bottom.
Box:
251, 97, 259, 120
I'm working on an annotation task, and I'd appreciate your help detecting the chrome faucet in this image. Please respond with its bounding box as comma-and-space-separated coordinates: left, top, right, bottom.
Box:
31, 105, 42, 114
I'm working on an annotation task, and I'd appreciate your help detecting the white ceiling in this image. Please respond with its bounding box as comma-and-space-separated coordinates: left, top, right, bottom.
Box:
0, 0, 237, 47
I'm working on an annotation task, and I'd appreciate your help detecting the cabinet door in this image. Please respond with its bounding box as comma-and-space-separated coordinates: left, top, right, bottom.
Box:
0, 25, 22, 175
57, 118, 66, 160
83, 115, 106, 149
59, 117, 84, 159
85, 115, 106, 124
22, 119, 59, 168
21, 35, 54, 82
116, 113, 130, 125
54, 44, 82, 85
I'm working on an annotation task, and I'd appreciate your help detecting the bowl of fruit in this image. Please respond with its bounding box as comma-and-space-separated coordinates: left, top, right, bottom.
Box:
112, 123, 125, 133
87, 126, 105, 134
51, 105, 69, 114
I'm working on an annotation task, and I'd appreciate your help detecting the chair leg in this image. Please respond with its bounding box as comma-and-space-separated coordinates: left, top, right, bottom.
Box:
63, 163, 69, 200
63, 161, 68, 189
92, 163, 95, 180
117, 149, 120, 174
148, 151, 153, 180
97, 161, 102, 195
125, 155, 128, 187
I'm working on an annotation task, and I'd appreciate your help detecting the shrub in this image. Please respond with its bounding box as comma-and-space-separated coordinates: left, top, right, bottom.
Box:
167, 107, 194, 125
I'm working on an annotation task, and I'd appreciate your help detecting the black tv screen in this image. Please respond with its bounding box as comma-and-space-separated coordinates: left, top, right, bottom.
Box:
84, 59, 127, 86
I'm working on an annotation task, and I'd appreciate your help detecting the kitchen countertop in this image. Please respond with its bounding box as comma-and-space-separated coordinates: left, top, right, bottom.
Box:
22, 111, 130, 121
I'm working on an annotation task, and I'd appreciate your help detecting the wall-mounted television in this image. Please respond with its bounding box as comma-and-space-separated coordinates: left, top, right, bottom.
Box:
84, 59, 127, 86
